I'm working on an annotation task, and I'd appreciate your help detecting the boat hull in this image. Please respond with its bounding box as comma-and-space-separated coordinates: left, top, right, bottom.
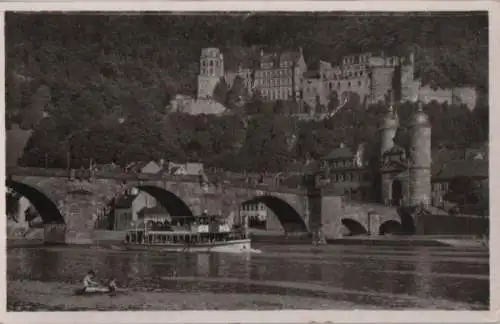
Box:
122, 239, 252, 253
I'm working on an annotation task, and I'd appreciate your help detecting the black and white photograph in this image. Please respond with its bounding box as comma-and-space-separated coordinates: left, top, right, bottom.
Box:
3, 1, 494, 319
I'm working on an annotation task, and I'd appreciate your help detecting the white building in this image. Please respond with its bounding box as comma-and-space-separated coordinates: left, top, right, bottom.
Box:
239, 202, 268, 223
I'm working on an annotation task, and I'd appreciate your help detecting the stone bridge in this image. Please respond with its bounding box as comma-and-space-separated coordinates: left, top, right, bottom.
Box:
6, 167, 405, 244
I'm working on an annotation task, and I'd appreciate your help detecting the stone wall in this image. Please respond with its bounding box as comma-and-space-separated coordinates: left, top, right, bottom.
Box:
320, 194, 402, 239
419, 213, 488, 236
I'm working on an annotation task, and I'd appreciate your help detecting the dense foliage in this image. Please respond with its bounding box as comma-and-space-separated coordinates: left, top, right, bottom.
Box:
5, 12, 489, 172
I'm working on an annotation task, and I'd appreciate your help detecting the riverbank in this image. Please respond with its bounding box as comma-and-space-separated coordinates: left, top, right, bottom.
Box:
7, 280, 375, 311
7, 278, 485, 311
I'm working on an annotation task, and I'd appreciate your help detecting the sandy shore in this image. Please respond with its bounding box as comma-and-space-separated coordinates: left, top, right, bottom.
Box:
8, 279, 485, 311
7, 280, 374, 311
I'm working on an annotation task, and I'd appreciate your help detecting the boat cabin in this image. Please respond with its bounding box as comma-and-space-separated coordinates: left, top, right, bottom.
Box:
124, 213, 247, 245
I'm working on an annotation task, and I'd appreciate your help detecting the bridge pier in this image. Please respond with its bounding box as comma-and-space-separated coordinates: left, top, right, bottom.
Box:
43, 224, 67, 244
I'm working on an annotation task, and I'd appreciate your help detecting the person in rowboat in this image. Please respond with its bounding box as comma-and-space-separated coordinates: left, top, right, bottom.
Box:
83, 270, 109, 293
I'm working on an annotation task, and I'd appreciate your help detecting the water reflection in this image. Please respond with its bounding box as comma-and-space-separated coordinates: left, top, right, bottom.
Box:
7, 244, 489, 308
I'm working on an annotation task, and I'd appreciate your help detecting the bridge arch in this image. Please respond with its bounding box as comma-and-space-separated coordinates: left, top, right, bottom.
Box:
135, 185, 194, 217
6, 179, 65, 224
378, 220, 402, 235
341, 218, 368, 236
241, 195, 307, 232
114, 184, 194, 218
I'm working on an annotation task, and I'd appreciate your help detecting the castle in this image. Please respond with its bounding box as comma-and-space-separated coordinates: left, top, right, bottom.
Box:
193, 47, 477, 113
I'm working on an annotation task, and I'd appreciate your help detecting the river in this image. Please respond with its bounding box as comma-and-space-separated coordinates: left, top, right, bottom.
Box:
6, 244, 489, 310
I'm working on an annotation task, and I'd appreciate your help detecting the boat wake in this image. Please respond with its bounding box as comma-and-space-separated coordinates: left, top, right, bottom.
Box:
221, 247, 262, 254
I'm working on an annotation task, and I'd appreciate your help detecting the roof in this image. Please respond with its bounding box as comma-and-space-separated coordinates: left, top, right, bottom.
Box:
114, 195, 138, 209
169, 166, 181, 174
433, 160, 489, 180
279, 50, 302, 63
324, 147, 354, 160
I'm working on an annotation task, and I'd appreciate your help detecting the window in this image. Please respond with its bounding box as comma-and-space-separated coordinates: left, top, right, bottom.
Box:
202, 61, 206, 67
348, 81, 351, 87
209, 60, 214, 67
358, 80, 362, 86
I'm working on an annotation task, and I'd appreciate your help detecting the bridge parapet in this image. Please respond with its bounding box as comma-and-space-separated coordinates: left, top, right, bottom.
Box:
7, 166, 303, 192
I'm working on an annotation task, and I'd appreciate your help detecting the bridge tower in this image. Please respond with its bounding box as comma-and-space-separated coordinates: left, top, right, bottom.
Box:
379, 94, 399, 205
379, 93, 399, 156
408, 101, 432, 230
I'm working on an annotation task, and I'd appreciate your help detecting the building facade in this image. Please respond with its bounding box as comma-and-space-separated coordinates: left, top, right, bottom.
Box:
195, 47, 478, 114
196, 47, 308, 103
322, 143, 372, 201
253, 48, 307, 102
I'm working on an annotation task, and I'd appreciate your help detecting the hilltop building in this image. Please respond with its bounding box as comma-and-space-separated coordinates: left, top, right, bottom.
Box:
193, 47, 478, 115
196, 46, 308, 102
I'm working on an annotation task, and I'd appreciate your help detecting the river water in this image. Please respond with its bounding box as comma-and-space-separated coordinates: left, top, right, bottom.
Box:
7, 244, 489, 310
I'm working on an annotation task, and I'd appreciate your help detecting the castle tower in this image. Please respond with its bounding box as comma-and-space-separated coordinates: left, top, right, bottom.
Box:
378, 94, 400, 206
379, 93, 399, 156
197, 48, 225, 99
408, 101, 432, 208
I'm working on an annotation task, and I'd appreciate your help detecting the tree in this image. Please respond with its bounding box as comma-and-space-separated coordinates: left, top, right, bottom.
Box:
444, 176, 484, 206
273, 100, 285, 114
327, 91, 340, 113
226, 76, 246, 110
245, 90, 263, 115
212, 77, 229, 105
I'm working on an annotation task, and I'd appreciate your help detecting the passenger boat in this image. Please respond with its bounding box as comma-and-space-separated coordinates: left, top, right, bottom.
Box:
123, 213, 251, 253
